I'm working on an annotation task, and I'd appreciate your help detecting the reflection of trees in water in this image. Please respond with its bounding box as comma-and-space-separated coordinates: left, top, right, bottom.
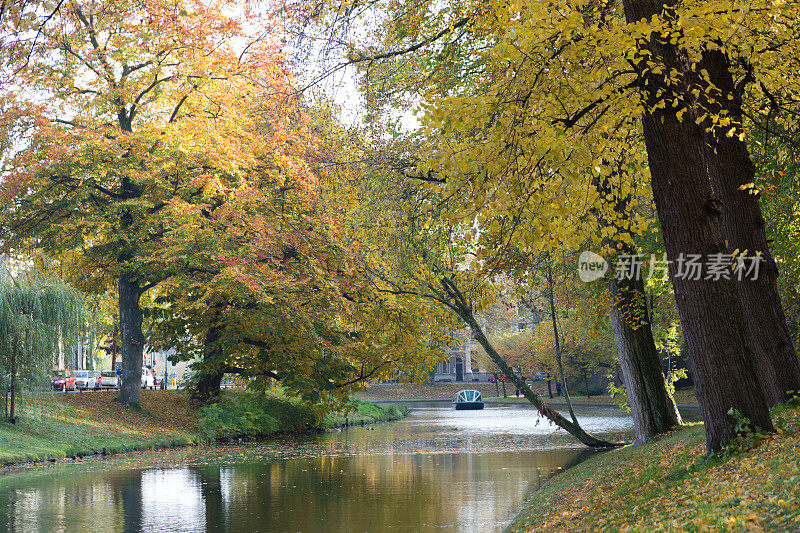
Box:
0, 447, 593, 532
119, 470, 143, 533
194, 465, 226, 531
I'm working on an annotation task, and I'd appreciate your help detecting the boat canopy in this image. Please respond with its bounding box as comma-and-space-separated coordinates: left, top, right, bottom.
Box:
454, 390, 483, 403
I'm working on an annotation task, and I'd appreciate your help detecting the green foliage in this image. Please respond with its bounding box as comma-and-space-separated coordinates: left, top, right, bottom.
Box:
606, 381, 631, 413
0, 265, 88, 387
717, 408, 768, 458
197, 392, 317, 440
324, 400, 409, 427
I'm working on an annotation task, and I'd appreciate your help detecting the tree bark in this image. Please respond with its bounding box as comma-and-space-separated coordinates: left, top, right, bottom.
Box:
118, 274, 144, 407
8, 351, 16, 422
622, 0, 773, 451
696, 49, 800, 406
584, 370, 590, 399
547, 379, 553, 399
609, 274, 682, 444
191, 324, 226, 403
111, 315, 119, 372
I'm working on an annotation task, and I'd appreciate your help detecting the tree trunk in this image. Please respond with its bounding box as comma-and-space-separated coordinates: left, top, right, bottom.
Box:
111, 316, 119, 371
8, 351, 16, 422
622, 0, 773, 451
191, 324, 225, 403
556, 381, 561, 396
435, 276, 618, 448
547, 379, 553, 399
546, 259, 579, 426
501, 381, 507, 398
118, 275, 144, 407
697, 49, 800, 406
609, 274, 682, 444
465, 308, 617, 448
584, 370, 590, 399
194, 370, 225, 403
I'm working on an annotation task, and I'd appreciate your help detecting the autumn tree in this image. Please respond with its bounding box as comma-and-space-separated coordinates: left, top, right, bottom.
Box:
286, 0, 800, 450
0, 0, 301, 407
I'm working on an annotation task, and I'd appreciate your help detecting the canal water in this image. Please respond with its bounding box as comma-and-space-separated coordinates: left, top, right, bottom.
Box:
0, 404, 685, 532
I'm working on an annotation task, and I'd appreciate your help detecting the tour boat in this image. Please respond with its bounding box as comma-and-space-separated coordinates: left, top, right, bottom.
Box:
453, 389, 485, 410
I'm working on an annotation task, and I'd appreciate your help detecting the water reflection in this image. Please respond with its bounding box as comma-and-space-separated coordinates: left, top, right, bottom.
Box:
0, 404, 679, 532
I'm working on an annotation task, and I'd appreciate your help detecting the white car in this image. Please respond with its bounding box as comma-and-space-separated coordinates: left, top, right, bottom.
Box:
100, 371, 119, 389
74, 370, 101, 391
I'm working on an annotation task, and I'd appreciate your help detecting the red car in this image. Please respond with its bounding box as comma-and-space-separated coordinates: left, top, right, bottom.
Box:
52, 370, 76, 391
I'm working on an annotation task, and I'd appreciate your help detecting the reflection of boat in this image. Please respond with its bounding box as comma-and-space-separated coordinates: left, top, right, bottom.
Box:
453, 389, 484, 410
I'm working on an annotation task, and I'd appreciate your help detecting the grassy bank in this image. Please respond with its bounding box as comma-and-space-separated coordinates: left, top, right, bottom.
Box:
485, 388, 697, 406
0, 390, 407, 467
323, 399, 408, 427
510, 402, 800, 532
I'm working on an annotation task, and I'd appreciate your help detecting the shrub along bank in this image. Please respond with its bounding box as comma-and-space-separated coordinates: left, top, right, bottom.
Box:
0, 390, 407, 467
509, 401, 800, 532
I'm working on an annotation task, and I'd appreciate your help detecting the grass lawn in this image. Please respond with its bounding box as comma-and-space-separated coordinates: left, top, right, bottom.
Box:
0, 389, 407, 467
509, 402, 800, 532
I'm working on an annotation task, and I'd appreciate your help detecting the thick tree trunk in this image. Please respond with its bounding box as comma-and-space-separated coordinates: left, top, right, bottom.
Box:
697, 49, 800, 406
622, 0, 773, 451
118, 275, 144, 407
191, 324, 225, 403
609, 274, 682, 444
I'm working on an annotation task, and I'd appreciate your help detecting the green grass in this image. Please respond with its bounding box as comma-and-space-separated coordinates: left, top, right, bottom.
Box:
509, 402, 800, 532
0, 390, 407, 467
0, 392, 196, 465
323, 400, 409, 427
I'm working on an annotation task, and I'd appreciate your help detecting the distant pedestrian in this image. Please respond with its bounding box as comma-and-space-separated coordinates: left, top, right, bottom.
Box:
150, 367, 157, 390
145, 366, 154, 389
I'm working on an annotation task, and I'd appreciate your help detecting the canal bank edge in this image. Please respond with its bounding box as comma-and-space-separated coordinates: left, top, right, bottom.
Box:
0, 390, 408, 472
506, 401, 800, 532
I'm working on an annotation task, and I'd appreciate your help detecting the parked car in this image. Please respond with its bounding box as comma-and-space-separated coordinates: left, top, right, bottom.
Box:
100, 370, 119, 389
74, 370, 101, 391
52, 370, 76, 391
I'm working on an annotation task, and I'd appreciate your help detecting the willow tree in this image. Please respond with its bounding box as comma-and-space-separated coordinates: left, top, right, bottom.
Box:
0, 267, 87, 422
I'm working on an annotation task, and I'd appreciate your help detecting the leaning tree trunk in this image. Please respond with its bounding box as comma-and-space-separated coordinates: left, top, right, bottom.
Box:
696, 49, 800, 406
436, 276, 618, 448
118, 274, 144, 407
609, 274, 682, 444
622, 0, 773, 451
